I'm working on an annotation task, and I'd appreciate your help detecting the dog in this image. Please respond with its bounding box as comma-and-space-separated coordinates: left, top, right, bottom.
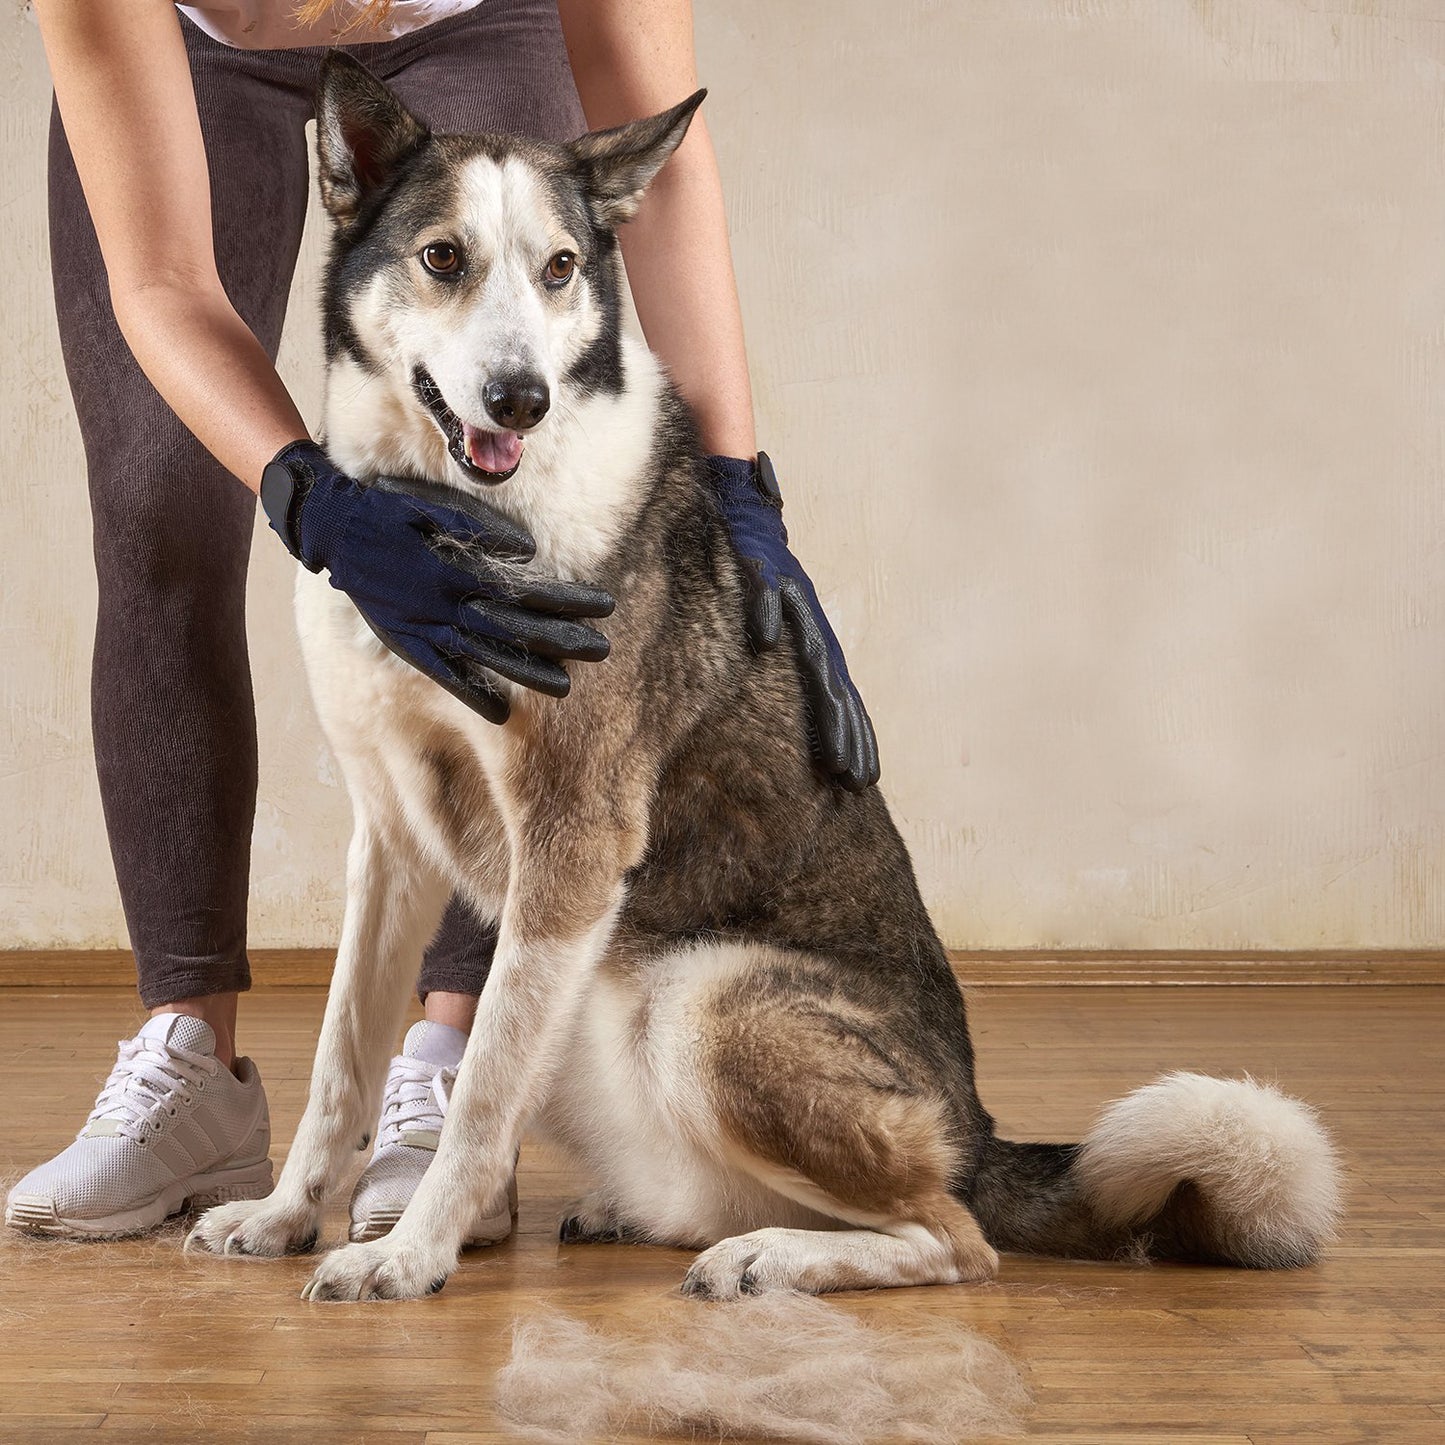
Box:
189, 54, 1342, 1302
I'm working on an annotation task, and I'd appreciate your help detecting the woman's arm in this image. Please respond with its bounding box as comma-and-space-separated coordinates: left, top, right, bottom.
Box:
34, 0, 619, 722
558, 0, 878, 788
34, 0, 307, 490
557, 0, 755, 458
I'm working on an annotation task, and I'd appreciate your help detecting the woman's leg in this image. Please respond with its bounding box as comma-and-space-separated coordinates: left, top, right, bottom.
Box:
7, 28, 322, 1239
47, 29, 316, 1043
414, 898, 490, 1021
369, 0, 588, 1008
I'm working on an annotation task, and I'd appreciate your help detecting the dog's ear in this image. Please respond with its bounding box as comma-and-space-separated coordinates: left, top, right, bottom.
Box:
316, 51, 429, 225
571, 89, 706, 227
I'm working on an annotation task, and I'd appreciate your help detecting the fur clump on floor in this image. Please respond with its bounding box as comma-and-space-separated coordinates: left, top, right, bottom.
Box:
495, 1291, 1029, 1443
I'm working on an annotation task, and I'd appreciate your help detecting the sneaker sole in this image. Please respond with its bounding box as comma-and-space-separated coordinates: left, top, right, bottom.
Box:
349, 1174, 518, 1247
4, 1158, 274, 1240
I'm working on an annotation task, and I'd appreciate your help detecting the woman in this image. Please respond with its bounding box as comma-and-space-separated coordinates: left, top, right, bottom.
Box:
6, 0, 876, 1244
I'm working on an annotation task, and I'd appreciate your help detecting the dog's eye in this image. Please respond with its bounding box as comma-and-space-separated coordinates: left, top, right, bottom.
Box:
545, 251, 576, 285
421, 242, 461, 276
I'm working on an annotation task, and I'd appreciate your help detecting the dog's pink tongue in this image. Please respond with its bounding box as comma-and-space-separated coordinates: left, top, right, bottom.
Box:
464, 425, 524, 475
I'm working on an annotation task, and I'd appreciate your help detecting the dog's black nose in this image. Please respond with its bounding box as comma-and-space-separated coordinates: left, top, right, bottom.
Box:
483, 376, 550, 431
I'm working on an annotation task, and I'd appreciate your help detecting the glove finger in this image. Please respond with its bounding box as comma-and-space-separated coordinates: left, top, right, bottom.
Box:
438, 665, 512, 724
354, 604, 512, 724
839, 687, 878, 793
780, 582, 851, 776
740, 558, 784, 650
855, 692, 882, 788
464, 598, 610, 663
807, 676, 852, 778
506, 575, 616, 621
372, 474, 537, 561
438, 657, 512, 724
455, 636, 573, 699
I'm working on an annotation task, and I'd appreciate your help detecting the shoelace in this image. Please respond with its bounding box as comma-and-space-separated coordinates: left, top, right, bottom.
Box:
376, 1055, 454, 1151
85, 1038, 220, 1143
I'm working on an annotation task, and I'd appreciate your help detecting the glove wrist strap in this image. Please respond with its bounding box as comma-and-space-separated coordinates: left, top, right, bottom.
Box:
752, 451, 783, 508
260, 440, 327, 571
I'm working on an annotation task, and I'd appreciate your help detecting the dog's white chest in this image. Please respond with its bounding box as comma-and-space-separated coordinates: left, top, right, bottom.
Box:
295, 569, 514, 908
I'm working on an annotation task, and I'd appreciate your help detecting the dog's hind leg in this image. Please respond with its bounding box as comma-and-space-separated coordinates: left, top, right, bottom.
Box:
680, 1138, 998, 1299
680, 954, 999, 1298
188, 817, 449, 1259
681, 1217, 989, 1300
558, 1191, 643, 1244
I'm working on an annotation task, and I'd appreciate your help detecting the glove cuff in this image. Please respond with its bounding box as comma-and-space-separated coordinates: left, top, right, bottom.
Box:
261, 439, 361, 574
260, 440, 331, 569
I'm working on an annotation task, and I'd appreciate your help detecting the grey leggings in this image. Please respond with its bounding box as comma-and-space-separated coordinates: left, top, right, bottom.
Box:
48, 2, 584, 1008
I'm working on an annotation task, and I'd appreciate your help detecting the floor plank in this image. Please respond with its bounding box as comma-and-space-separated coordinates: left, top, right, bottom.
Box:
1, 984, 1440, 1443
6, 948, 1444, 988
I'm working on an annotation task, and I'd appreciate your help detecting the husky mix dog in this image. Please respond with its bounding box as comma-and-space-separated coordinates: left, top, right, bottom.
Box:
190, 56, 1341, 1301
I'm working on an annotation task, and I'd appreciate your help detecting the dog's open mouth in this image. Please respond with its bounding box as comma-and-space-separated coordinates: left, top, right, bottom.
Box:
413, 367, 524, 483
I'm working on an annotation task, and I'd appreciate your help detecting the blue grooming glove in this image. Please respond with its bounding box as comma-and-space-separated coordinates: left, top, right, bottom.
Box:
705, 452, 880, 790
264, 440, 613, 723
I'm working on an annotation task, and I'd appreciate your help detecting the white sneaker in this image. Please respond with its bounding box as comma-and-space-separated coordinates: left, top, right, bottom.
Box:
5, 1013, 272, 1238
348, 1020, 515, 1245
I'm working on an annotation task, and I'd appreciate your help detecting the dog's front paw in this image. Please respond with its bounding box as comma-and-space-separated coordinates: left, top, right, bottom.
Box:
186, 1196, 320, 1259
301, 1236, 454, 1302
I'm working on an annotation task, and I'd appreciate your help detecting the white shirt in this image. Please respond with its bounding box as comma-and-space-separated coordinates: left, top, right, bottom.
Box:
177, 0, 482, 50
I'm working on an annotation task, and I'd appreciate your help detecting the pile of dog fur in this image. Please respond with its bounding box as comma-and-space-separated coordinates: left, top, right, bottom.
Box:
496, 1291, 1028, 1442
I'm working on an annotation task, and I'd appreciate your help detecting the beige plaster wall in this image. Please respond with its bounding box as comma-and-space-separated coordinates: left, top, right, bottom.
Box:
3, 0, 1443, 952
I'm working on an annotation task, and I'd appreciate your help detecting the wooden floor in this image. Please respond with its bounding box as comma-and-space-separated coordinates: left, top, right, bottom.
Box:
1, 983, 1440, 1444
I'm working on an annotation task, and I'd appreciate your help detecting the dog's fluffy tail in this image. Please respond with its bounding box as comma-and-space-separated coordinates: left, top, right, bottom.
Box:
964, 1072, 1342, 1269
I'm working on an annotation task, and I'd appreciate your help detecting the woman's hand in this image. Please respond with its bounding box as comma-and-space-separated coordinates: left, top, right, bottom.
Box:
263, 442, 614, 722
706, 453, 880, 791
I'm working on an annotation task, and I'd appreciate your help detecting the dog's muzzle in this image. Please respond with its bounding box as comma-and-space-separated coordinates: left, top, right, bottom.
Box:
413, 367, 525, 483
